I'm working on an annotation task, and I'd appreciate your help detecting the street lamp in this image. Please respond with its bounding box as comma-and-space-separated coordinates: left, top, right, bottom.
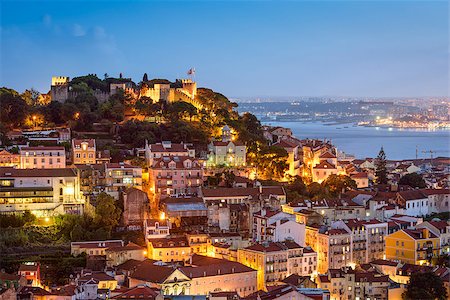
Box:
32, 115, 37, 129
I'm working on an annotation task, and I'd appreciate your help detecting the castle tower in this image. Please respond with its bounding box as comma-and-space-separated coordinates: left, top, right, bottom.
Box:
50, 76, 70, 102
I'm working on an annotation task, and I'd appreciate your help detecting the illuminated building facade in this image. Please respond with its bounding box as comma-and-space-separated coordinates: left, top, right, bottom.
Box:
104, 163, 142, 198
237, 241, 317, 291
72, 139, 96, 164
0, 167, 84, 216
385, 228, 440, 265
19, 146, 66, 169
207, 126, 246, 167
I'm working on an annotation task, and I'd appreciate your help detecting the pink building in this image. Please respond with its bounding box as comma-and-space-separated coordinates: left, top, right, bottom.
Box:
19, 146, 66, 169
150, 156, 203, 198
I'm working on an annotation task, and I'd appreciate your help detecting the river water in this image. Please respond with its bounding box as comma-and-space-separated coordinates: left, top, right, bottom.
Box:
264, 121, 450, 160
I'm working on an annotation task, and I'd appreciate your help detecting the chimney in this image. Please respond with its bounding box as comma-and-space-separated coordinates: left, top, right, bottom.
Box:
261, 208, 266, 217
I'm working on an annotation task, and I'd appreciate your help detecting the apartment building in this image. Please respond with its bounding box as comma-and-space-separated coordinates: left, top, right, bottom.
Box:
332, 219, 388, 265
316, 228, 352, 274
0, 167, 83, 216
385, 228, 440, 265
149, 156, 203, 198
144, 141, 195, 166
0, 150, 20, 167
317, 268, 389, 300
104, 163, 142, 198
72, 139, 96, 164
416, 220, 450, 254
237, 241, 317, 290
19, 146, 66, 169
253, 209, 305, 246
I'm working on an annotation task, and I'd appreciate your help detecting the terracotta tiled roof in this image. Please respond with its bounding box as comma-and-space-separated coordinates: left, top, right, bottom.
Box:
314, 161, 336, 169
0, 167, 77, 178
428, 220, 450, 230
403, 229, 438, 240
319, 151, 336, 159
325, 229, 349, 235
152, 155, 201, 169
21, 146, 65, 151
106, 242, 144, 253
351, 172, 368, 179
244, 241, 302, 252
149, 237, 189, 248
111, 285, 161, 299
273, 139, 297, 148
149, 143, 190, 153
128, 261, 175, 283
180, 255, 255, 278
397, 190, 427, 201
72, 139, 95, 147
420, 189, 450, 196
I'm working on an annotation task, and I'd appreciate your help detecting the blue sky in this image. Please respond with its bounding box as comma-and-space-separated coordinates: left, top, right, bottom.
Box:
1, 0, 448, 97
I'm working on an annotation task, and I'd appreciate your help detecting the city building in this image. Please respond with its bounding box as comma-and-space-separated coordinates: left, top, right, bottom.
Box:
19, 146, 66, 169
17, 263, 40, 287
122, 188, 150, 226
104, 163, 142, 198
272, 139, 301, 177
72, 139, 96, 164
385, 228, 440, 265
149, 156, 203, 198
317, 268, 389, 300
316, 228, 352, 274
332, 219, 388, 265
202, 186, 286, 237
238, 241, 317, 290
252, 209, 305, 246
416, 220, 450, 254
105, 242, 146, 267
144, 141, 195, 166
0, 150, 19, 167
207, 126, 246, 167
144, 219, 170, 241
147, 236, 191, 262
71, 240, 124, 256
0, 167, 84, 216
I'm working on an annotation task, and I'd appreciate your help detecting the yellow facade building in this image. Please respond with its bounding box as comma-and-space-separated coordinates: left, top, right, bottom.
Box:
385, 228, 440, 265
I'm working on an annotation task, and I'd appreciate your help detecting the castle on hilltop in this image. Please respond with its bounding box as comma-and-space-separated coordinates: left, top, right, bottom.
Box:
50, 75, 203, 109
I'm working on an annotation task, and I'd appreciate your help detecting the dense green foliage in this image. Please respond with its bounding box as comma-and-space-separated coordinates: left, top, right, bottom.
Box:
402, 272, 447, 300
286, 174, 357, 203
399, 172, 426, 188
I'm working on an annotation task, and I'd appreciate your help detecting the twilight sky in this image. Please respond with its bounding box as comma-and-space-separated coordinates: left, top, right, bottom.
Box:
0, 0, 448, 97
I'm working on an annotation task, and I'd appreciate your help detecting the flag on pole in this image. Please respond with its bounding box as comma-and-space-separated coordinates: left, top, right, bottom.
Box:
187, 68, 196, 75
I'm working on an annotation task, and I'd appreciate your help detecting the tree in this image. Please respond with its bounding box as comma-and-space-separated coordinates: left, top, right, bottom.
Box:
287, 176, 307, 195
143, 73, 148, 82
94, 193, 122, 228
402, 272, 447, 300
323, 174, 357, 196
0, 88, 28, 127
399, 173, 426, 188
21, 88, 41, 106
223, 171, 236, 187
307, 182, 328, 200
375, 147, 388, 184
